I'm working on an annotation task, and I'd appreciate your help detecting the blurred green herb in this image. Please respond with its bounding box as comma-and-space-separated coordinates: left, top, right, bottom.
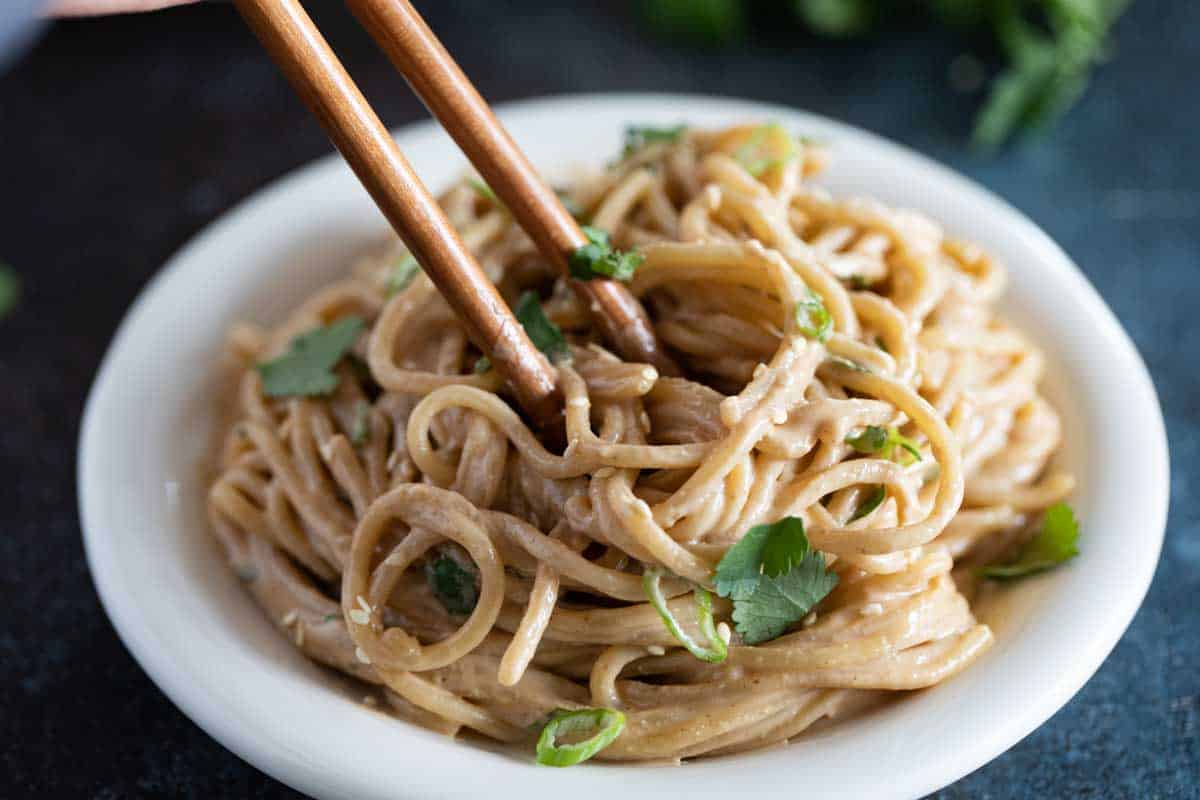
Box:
569, 226, 644, 282
0, 263, 20, 320
623, 124, 688, 158
386, 253, 420, 296
637, 0, 1132, 146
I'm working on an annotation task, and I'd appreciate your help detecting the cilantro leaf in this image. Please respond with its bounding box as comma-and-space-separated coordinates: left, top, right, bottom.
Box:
569, 226, 644, 282
385, 254, 420, 296
759, 516, 809, 577
622, 124, 687, 158
0, 262, 19, 321
845, 425, 922, 465
256, 316, 365, 398
425, 556, 479, 616
714, 516, 838, 645
713, 522, 774, 600
514, 291, 569, 362
730, 552, 839, 644
795, 289, 832, 342
979, 502, 1080, 580
474, 291, 569, 373
848, 485, 886, 522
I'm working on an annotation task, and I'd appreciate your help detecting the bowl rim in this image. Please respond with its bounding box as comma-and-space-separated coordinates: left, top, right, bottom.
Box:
78, 92, 1169, 800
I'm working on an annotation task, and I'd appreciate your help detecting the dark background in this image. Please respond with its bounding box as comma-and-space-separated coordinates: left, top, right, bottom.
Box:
0, 1, 1195, 797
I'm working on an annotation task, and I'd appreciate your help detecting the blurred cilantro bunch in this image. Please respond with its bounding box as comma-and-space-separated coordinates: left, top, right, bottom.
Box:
639, 0, 1132, 147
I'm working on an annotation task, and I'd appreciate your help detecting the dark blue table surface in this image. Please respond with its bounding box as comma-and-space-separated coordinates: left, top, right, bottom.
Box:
0, 2, 1194, 797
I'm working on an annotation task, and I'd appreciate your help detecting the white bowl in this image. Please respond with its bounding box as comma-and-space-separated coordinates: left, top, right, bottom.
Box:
78, 94, 1168, 799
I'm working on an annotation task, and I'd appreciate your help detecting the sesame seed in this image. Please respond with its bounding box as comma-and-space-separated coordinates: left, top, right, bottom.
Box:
802, 612, 818, 628
280, 610, 298, 627
355, 647, 371, 664
348, 608, 370, 626
716, 622, 732, 644
356, 595, 372, 614
860, 603, 884, 617
647, 645, 666, 656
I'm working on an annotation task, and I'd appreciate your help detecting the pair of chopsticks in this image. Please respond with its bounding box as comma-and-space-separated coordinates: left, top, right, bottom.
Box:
234, 0, 676, 425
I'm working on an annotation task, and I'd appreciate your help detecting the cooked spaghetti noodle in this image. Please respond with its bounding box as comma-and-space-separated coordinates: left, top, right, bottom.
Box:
208, 123, 1074, 763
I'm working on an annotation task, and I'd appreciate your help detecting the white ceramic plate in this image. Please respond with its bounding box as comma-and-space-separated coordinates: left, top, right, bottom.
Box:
79, 94, 1168, 800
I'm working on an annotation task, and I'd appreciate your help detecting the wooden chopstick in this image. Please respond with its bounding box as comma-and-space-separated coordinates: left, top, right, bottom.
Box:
233, 0, 562, 425
345, 0, 680, 377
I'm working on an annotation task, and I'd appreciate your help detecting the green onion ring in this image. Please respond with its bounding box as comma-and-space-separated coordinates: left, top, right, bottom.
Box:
535, 708, 626, 767
642, 568, 728, 663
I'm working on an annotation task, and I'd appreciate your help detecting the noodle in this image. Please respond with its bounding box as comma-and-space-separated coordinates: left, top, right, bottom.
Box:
207, 124, 1074, 763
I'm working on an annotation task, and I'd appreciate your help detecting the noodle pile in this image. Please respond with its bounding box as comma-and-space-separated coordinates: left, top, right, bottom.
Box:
208, 123, 1074, 763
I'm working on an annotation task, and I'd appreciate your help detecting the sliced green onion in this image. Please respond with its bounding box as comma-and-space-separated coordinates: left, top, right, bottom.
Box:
385, 254, 420, 296
468, 177, 503, 208
848, 486, 886, 522
536, 708, 625, 767
795, 289, 832, 342
733, 123, 796, 176
350, 402, 371, 446
895, 437, 923, 465
643, 568, 728, 663
826, 354, 869, 373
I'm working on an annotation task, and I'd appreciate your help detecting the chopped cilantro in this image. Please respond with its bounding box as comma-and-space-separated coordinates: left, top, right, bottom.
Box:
848, 486, 886, 522
845, 424, 922, 465
795, 289, 832, 342
0, 262, 19, 320
979, 502, 1080, 579
622, 124, 687, 158
555, 188, 585, 221
425, 556, 479, 616
256, 316, 364, 398
475, 291, 570, 373
386, 254, 420, 296
714, 516, 838, 645
322, 613, 339, 623
568, 226, 644, 282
